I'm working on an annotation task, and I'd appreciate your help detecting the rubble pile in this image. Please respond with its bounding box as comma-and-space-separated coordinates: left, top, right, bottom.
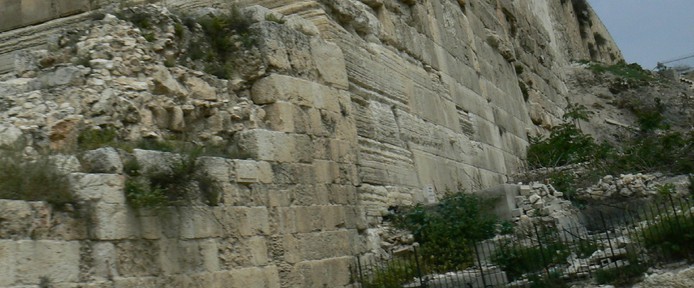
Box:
0, 5, 265, 152
513, 182, 575, 223
578, 173, 659, 200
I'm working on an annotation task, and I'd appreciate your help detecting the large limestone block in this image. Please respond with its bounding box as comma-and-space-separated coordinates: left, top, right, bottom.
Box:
277, 206, 347, 234
310, 38, 349, 89
90, 203, 140, 240
328, 139, 357, 163
262, 101, 305, 133
159, 239, 219, 275
16, 240, 80, 284
196, 156, 235, 183
291, 257, 353, 287
327, 184, 359, 206
266, 184, 330, 207
0, 200, 33, 239
235, 159, 273, 184
213, 266, 280, 288
313, 160, 339, 184
91, 242, 117, 281
251, 74, 341, 113
132, 149, 182, 175
69, 173, 125, 205
217, 207, 270, 237
115, 240, 161, 277
235, 129, 311, 163
81, 147, 123, 174
283, 230, 354, 264
178, 207, 223, 239
20, 0, 53, 28
217, 236, 269, 268
0, 240, 16, 286
0, 0, 22, 32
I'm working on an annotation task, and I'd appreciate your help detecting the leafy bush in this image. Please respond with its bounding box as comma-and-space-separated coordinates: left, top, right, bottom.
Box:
640, 211, 694, 261
0, 150, 74, 207
125, 177, 168, 208
587, 62, 653, 82
361, 256, 422, 288
528, 100, 692, 180
78, 127, 118, 151
123, 147, 220, 208
604, 131, 694, 175
392, 193, 498, 271
492, 228, 570, 280
195, 6, 256, 79
527, 104, 608, 169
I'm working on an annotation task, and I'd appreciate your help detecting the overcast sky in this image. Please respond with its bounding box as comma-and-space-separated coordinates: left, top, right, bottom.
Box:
588, 0, 694, 70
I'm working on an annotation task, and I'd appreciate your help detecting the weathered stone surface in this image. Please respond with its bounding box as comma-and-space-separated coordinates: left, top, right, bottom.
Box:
290, 257, 353, 287
70, 173, 125, 204
185, 76, 217, 100
283, 230, 356, 264
214, 266, 280, 288
235, 129, 311, 163
310, 38, 348, 89
0, 240, 16, 286
15, 240, 81, 284
216, 206, 270, 237
637, 266, 694, 288
235, 160, 273, 184
90, 203, 140, 240
0, 1, 629, 287
132, 149, 182, 175
0, 123, 22, 147
82, 147, 124, 174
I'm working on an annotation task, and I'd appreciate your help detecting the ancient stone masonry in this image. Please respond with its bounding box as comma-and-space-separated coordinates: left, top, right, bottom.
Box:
0, 0, 624, 287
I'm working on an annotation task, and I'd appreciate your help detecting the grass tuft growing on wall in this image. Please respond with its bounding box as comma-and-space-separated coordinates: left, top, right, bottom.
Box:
0, 150, 74, 207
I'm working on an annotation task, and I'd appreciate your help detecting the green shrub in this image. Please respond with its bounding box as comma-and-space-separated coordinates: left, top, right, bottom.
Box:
640, 211, 694, 261
125, 177, 168, 208
392, 193, 498, 271
604, 131, 693, 175
78, 127, 118, 150
587, 62, 653, 82
546, 170, 577, 200
0, 150, 74, 207
492, 229, 570, 280
361, 256, 421, 288
192, 6, 256, 79
527, 103, 609, 169
528, 101, 692, 178
173, 22, 186, 39
121, 11, 152, 30
123, 147, 221, 208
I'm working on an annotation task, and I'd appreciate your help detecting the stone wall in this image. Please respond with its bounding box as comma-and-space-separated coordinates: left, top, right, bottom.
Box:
242, 0, 622, 216
0, 0, 623, 287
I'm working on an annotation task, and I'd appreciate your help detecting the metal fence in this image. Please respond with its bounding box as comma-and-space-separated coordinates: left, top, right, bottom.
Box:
354, 194, 694, 287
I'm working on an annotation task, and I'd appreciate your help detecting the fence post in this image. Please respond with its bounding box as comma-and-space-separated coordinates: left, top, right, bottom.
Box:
473, 242, 488, 288
599, 212, 616, 269
532, 223, 550, 277
668, 194, 684, 232
413, 246, 426, 288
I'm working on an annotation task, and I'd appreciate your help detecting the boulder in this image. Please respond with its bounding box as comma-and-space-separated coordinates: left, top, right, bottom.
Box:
82, 147, 123, 174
